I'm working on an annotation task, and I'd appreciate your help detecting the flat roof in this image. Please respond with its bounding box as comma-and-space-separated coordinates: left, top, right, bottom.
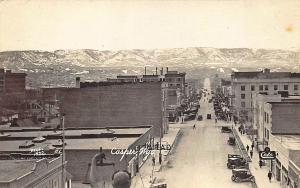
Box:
0, 160, 36, 182
1, 127, 150, 137
273, 135, 300, 150
0, 127, 151, 152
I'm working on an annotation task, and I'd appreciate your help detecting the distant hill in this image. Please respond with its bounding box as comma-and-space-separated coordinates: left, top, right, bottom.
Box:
0, 48, 299, 88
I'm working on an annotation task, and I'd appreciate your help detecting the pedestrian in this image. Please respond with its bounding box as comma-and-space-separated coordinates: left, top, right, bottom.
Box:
246, 145, 249, 152
268, 171, 272, 182
159, 153, 162, 165
193, 124, 196, 129
259, 160, 263, 168
251, 142, 254, 150
215, 118, 217, 124
250, 150, 253, 158
152, 156, 155, 166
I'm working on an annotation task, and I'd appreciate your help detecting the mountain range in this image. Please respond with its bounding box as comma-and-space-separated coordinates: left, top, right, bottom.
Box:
0, 47, 299, 88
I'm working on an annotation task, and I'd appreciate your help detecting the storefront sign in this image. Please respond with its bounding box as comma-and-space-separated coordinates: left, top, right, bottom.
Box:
259, 147, 276, 160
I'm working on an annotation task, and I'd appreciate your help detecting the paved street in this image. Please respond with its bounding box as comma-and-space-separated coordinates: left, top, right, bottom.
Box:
157, 78, 252, 188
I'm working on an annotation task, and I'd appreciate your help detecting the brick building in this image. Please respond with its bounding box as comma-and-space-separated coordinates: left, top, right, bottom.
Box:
0, 69, 26, 94
164, 70, 186, 106
231, 69, 300, 122
43, 82, 168, 136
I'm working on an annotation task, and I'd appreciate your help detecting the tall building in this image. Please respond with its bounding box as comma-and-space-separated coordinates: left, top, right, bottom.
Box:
0, 69, 26, 94
164, 70, 186, 106
231, 69, 300, 122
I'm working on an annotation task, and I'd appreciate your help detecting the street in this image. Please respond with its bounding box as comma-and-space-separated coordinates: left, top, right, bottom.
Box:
158, 78, 252, 188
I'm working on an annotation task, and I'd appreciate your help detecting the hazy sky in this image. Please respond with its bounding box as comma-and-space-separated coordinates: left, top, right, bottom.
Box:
0, 0, 300, 52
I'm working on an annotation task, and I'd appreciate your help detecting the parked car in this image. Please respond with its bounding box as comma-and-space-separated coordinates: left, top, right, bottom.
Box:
197, 115, 203, 121
227, 157, 248, 169
231, 168, 255, 183
227, 136, 236, 145
221, 126, 232, 133
207, 114, 211, 119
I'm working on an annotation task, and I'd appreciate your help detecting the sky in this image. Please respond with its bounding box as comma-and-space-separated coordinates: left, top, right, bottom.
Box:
0, 0, 300, 52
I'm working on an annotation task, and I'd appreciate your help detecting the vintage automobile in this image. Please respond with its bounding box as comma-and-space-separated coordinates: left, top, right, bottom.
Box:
231, 168, 255, 183
227, 136, 236, 145
197, 115, 203, 121
221, 126, 232, 133
227, 157, 248, 169
207, 114, 212, 119
228, 154, 243, 159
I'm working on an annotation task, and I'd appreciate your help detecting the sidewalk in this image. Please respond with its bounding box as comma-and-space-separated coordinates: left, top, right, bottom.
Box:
130, 127, 181, 188
231, 122, 281, 188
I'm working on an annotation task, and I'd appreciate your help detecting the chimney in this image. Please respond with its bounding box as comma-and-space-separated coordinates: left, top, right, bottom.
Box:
76, 77, 80, 88
166, 67, 169, 73
156, 67, 158, 75
144, 67, 147, 75
161, 68, 164, 75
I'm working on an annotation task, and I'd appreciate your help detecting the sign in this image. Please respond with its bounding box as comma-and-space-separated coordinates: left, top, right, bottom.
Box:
259, 147, 276, 160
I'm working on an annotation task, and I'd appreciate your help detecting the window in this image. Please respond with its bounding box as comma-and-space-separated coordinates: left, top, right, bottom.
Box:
241, 102, 246, 107
251, 85, 255, 91
284, 85, 289, 90
177, 78, 181, 82
264, 85, 269, 91
294, 85, 298, 91
259, 85, 263, 91
274, 85, 278, 91
241, 85, 245, 91
241, 94, 246, 99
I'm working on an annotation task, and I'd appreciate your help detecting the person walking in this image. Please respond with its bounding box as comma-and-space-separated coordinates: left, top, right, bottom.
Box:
250, 150, 253, 158
251, 142, 255, 151
268, 171, 273, 182
193, 124, 196, 129
246, 145, 250, 152
152, 156, 155, 166
259, 160, 263, 168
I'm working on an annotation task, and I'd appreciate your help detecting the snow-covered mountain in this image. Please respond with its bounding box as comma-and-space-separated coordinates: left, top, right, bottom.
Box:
0, 47, 298, 88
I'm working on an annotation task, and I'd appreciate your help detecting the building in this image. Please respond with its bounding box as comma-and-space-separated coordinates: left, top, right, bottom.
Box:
164, 70, 186, 106
0, 69, 26, 94
252, 93, 300, 188
43, 82, 168, 136
253, 93, 300, 146
0, 155, 71, 188
231, 69, 300, 123
0, 126, 155, 185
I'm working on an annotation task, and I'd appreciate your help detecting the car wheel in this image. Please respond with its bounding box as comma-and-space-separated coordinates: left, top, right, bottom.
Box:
231, 175, 236, 181
235, 177, 241, 183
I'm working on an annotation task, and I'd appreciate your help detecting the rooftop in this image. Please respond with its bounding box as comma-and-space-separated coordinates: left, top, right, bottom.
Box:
232, 69, 300, 79
0, 127, 151, 151
0, 160, 36, 182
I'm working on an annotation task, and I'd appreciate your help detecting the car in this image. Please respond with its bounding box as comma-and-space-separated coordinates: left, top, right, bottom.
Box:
227, 136, 236, 145
207, 114, 211, 119
197, 115, 203, 121
227, 157, 248, 169
231, 168, 255, 183
221, 126, 232, 133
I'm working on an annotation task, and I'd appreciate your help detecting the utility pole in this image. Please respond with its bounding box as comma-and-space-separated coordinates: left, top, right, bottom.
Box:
61, 114, 66, 188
